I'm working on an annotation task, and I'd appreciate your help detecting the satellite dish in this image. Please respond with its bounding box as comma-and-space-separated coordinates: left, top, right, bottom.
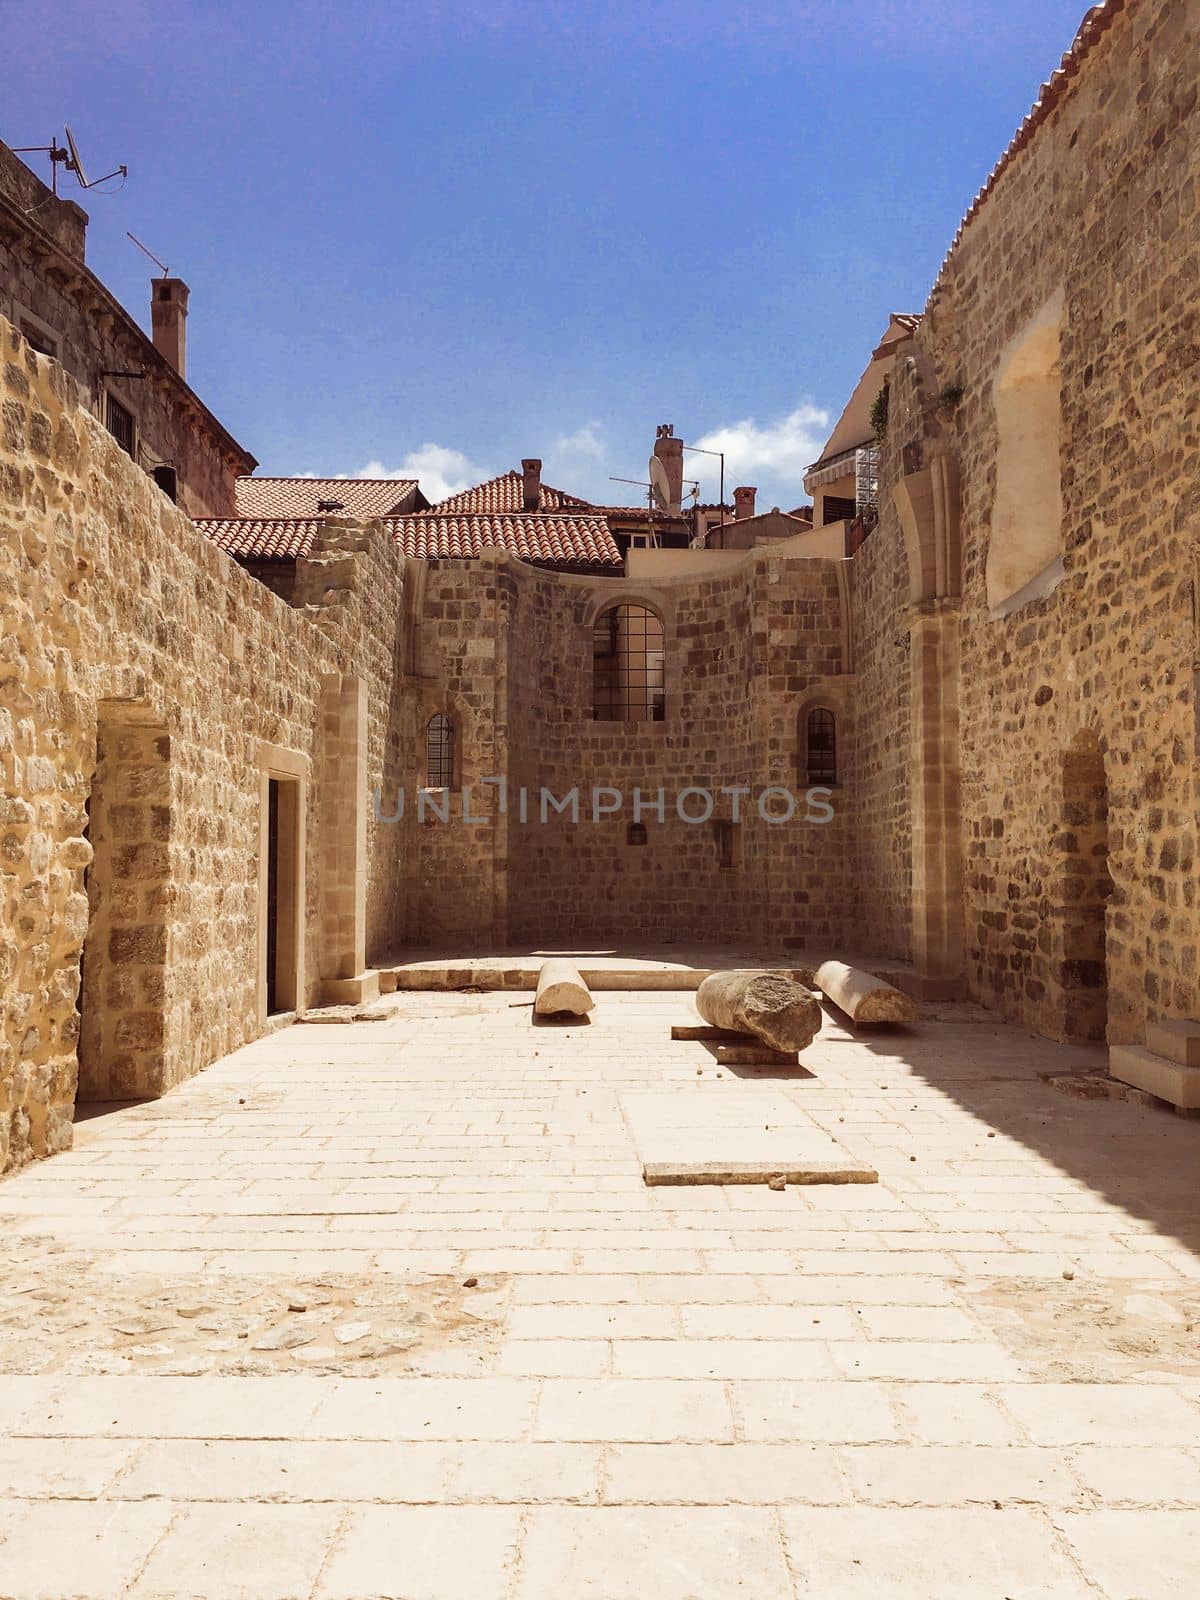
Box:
64, 126, 89, 189
648, 456, 672, 512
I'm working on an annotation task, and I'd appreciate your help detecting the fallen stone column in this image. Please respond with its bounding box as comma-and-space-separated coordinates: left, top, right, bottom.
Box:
814, 961, 918, 1024
695, 970, 821, 1055
534, 959, 595, 1017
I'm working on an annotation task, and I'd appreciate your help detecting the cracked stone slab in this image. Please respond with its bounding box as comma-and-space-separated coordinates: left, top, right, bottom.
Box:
619, 1090, 877, 1187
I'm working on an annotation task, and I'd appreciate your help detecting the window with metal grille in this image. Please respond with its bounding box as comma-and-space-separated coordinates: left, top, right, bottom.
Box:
426, 713, 454, 788
592, 604, 665, 722
806, 707, 837, 786
105, 393, 134, 456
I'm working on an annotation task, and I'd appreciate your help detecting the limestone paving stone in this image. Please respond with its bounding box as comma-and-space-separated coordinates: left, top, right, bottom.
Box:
128, 1502, 344, 1599
515, 1506, 795, 1599
620, 1088, 877, 1187
0, 1500, 176, 1600
781, 1505, 1098, 1598
1052, 1509, 1200, 1600
314, 1505, 522, 1600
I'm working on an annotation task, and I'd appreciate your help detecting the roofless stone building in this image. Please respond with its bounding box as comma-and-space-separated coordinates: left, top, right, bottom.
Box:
1, 0, 1197, 1170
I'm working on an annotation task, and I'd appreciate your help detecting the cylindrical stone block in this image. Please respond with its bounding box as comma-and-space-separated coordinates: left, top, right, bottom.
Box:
814, 961, 919, 1024
695, 970, 821, 1054
534, 959, 595, 1017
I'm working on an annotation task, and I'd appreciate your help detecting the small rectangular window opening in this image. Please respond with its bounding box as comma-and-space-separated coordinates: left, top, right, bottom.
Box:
105, 393, 135, 456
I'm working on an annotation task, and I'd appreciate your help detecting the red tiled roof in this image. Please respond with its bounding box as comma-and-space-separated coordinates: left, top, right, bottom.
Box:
429, 471, 593, 515
195, 517, 320, 560
589, 505, 688, 522
234, 476, 420, 518
387, 512, 621, 569
929, 0, 1128, 305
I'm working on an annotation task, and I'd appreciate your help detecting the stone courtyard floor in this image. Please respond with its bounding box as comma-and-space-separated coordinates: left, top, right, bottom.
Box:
0, 991, 1198, 1597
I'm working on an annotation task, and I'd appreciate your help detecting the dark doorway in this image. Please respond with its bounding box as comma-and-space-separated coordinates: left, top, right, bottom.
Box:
1054, 731, 1112, 1041
267, 778, 281, 1015
78, 709, 171, 1099
263, 775, 300, 1017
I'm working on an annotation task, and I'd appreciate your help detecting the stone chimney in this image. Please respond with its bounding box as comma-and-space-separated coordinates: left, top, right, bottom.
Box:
150, 278, 189, 377
734, 485, 757, 520
521, 458, 542, 511
653, 424, 683, 515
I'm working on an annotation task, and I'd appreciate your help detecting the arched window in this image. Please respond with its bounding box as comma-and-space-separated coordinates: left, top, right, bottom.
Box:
426, 713, 455, 788
593, 604, 665, 722
806, 708, 837, 786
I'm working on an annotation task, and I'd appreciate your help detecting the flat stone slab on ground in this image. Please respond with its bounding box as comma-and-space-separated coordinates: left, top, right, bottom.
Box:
297, 1002, 401, 1026
619, 1090, 876, 1187
713, 1044, 800, 1067
670, 1024, 747, 1042
669, 1023, 803, 1067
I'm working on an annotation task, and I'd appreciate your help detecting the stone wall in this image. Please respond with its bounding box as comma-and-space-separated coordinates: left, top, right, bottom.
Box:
399, 549, 860, 952
0, 316, 408, 1171
868, 0, 1199, 1039
845, 517, 913, 963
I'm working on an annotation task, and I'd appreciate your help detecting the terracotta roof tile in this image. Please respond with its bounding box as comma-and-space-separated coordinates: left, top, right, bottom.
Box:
928, 0, 1128, 306
195, 517, 321, 560
387, 512, 621, 570
234, 476, 420, 518
428, 471, 593, 515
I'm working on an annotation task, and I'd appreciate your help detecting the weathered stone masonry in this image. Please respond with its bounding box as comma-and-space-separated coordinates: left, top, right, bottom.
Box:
400, 550, 860, 950
0, 319, 407, 1171
855, 0, 1200, 1038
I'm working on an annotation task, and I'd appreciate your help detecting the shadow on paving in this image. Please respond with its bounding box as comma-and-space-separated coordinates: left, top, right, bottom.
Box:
818, 998, 1200, 1264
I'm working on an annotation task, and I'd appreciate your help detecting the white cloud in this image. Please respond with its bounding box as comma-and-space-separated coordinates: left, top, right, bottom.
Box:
352, 444, 487, 505
690, 402, 830, 501
552, 421, 605, 460
542, 420, 615, 503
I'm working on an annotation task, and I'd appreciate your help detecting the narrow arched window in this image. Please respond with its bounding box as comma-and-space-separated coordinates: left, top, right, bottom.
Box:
593, 603, 665, 722
806, 708, 837, 786
426, 713, 454, 788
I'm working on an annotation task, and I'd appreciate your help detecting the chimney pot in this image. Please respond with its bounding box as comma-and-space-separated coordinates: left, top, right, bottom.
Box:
150, 277, 189, 377
521, 458, 542, 511
733, 485, 757, 520
652, 426, 684, 516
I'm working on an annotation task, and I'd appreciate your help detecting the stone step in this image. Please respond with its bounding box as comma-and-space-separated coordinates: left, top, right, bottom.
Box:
1145, 1017, 1200, 1068
1108, 1044, 1200, 1112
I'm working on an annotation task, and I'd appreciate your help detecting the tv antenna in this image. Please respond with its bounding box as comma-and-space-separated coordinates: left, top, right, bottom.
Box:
13, 126, 127, 195
127, 232, 170, 278
64, 126, 90, 188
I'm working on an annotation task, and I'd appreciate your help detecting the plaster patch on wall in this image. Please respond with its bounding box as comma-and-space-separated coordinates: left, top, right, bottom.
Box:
986, 288, 1066, 617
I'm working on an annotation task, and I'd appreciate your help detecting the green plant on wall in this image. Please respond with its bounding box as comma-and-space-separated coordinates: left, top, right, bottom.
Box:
869, 384, 889, 443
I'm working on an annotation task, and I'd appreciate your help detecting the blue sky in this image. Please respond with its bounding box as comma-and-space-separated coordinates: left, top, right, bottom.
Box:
7, 0, 1086, 506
